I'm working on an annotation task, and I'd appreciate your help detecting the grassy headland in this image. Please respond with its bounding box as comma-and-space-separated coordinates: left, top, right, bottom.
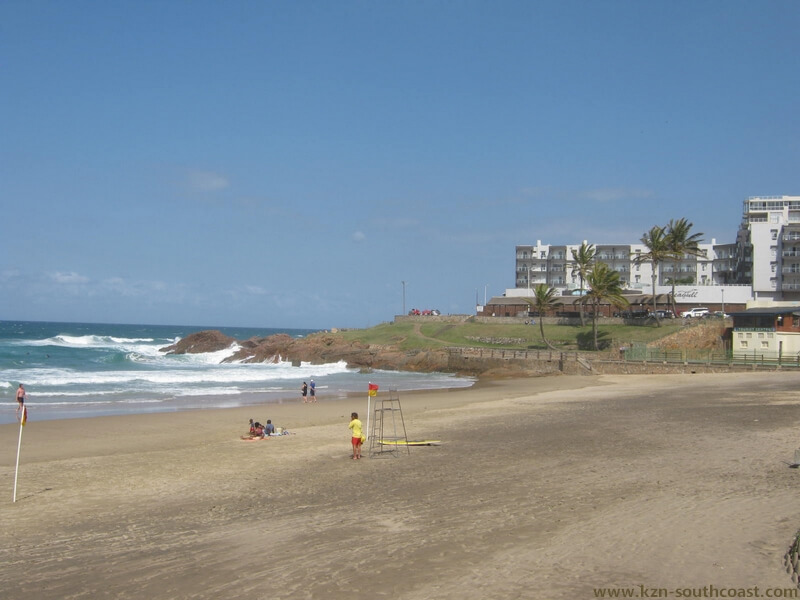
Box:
335, 318, 688, 352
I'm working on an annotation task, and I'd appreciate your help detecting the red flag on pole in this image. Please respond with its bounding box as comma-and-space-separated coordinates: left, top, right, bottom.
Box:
368, 383, 379, 397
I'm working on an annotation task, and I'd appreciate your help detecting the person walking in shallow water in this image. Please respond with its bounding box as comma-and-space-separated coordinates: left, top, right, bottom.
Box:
301, 381, 308, 403
16, 384, 27, 419
349, 412, 363, 460
309, 379, 316, 402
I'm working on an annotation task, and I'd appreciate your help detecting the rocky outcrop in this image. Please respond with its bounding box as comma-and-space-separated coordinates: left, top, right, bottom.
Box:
161, 330, 457, 374
161, 330, 236, 354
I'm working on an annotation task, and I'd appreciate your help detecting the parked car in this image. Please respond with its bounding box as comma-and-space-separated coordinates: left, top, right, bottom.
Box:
616, 310, 650, 319
680, 307, 709, 318
654, 310, 675, 319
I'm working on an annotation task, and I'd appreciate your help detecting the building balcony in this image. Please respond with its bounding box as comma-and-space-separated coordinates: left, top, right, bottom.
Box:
782, 250, 800, 257
781, 283, 800, 291
599, 254, 629, 261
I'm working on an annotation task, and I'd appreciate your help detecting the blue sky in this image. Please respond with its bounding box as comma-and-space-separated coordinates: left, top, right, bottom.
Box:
2, 1, 799, 329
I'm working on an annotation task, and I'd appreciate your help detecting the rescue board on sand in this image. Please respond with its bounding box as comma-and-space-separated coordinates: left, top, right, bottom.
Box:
379, 440, 441, 446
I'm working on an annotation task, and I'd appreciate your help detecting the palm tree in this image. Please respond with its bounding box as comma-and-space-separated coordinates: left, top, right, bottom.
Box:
633, 225, 674, 327
523, 284, 562, 350
571, 242, 596, 326
665, 218, 704, 316
583, 263, 630, 350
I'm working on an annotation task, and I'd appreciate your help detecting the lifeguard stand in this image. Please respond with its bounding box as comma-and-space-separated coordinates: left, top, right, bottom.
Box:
368, 389, 409, 457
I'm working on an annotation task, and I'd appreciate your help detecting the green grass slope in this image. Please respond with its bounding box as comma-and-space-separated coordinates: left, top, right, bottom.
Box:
335, 319, 686, 352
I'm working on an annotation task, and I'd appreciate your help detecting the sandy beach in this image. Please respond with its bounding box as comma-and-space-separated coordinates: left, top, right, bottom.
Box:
2, 372, 800, 599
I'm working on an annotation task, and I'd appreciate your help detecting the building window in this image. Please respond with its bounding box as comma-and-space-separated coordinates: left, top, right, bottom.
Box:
761, 341, 769, 349
772, 229, 778, 240
741, 341, 748, 348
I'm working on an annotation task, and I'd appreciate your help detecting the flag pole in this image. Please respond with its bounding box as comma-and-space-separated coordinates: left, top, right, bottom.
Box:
366, 382, 371, 442
13, 409, 25, 503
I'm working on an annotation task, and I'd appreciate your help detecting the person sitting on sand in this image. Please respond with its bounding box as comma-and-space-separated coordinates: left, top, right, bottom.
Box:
249, 419, 256, 435
263, 420, 275, 436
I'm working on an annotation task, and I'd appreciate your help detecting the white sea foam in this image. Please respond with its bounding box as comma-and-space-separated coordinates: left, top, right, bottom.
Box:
27, 334, 160, 348
3, 359, 353, 388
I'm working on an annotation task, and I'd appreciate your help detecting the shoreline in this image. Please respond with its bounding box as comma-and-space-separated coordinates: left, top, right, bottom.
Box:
2, 372, 799, 598
0, 373, 477, 427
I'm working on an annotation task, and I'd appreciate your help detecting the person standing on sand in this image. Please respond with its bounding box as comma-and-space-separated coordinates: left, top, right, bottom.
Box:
309, 379, 316, 402
16, 384, 27, 418
349, 412, 363, 460
301, 381, 308, 403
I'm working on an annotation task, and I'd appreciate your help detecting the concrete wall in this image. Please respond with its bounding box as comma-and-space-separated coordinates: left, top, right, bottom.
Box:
445, 346, 800, 377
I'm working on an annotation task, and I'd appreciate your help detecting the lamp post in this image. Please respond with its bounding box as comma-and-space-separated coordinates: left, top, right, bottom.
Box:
721, 288, 725, 316
401, 281, 406, 315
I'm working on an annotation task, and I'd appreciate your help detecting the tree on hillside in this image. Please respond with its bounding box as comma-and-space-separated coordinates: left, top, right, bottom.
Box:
523, 284, 562, 351
665, 218, 704, 316
633, 225, 674, 327
571, 242, 596, 327
583, 263, 630, 350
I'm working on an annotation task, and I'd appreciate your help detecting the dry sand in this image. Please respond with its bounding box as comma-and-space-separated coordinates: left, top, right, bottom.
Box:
2, 373, 800, 599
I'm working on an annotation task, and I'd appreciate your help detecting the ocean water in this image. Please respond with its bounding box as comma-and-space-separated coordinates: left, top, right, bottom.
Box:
0, 321, 474, 425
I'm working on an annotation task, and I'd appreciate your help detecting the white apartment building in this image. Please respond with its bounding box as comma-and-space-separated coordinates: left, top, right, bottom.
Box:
509, 195, 800, 308
736, 195, 800, 301
514, 240, 721, 292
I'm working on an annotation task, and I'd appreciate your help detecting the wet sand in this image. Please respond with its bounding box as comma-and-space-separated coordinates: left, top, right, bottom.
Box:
2, 373, 800, 599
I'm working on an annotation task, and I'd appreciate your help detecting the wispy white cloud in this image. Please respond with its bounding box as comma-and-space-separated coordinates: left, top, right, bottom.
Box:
580, 188, 655, 202
49, 271, 89, 284
520, 186, 655, 203
352, 231, 366, 242
185, 169, 230, 192
0, 269, 20, 282
244, 285, 268, 295
371, 217, 420, 228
